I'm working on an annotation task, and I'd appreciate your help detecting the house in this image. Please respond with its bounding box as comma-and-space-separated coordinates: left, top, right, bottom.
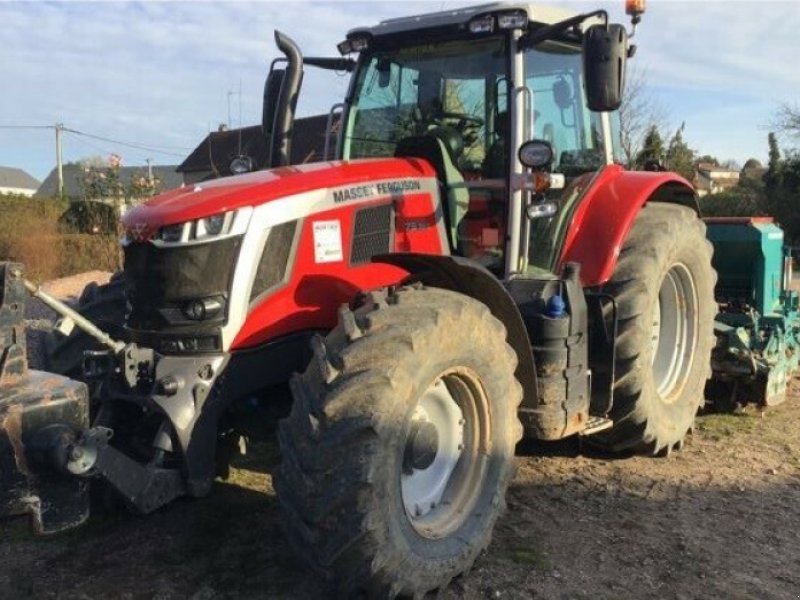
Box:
694, 163, 740, 197
0, 167, 41, 197
36, 163, 183, 201
177, 114, 336, 184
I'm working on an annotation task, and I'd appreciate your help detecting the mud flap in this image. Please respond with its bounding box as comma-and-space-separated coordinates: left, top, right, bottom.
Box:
0, 262, 91, 534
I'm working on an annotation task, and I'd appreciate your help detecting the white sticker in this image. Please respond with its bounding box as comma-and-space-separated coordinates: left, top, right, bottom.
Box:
313, 220, 343, 263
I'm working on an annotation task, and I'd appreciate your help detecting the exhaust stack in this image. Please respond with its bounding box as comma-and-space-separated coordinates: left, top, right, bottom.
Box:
266, 30, 304, 168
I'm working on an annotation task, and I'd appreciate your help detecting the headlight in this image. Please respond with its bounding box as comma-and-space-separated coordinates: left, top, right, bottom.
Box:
156, 210, 238, 244
160, 223, 185, 243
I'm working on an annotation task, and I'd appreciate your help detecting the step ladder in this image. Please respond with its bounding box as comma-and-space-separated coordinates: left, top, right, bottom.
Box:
579, 415, 613, 436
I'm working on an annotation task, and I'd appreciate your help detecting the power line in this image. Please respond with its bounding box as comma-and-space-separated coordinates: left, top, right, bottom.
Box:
66, 130, 153, 164
63, 127, 189, 157
0, 123, 191, 156
0, 124, 55, 130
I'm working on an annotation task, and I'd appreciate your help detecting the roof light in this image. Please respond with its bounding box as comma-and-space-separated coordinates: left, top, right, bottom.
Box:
349, 34, 370, 52
338, 33, 370, 55
468, 14, 494, 34
497, 10, 528, 30
337, 40, 352, 55
625, 0, 646, 16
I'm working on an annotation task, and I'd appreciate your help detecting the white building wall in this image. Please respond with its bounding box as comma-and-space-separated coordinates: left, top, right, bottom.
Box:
0, 186, 37, 197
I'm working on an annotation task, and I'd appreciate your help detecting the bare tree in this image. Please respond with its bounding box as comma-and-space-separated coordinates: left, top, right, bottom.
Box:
619, 65, 670, 166
772, 103, 800, 140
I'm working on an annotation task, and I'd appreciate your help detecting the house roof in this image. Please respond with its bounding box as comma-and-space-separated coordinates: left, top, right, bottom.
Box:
0, 166, 40, 191
177, 114, 336, 178
36, 164, 183, 198
696, 163, 739, 177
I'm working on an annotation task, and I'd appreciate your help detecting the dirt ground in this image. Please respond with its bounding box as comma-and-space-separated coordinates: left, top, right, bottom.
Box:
2, 275, 800, 599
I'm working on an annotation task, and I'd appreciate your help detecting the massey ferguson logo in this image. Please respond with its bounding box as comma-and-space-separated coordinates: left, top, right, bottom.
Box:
332, 179, 421, 203
125, 222, 156, 242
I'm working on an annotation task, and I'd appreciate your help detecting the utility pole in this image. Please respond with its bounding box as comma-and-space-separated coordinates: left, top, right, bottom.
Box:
146, 158, 153, 184
55, 123, 64, 199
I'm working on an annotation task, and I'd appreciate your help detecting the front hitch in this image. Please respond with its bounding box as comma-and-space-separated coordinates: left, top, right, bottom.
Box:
0, 263, 91, 534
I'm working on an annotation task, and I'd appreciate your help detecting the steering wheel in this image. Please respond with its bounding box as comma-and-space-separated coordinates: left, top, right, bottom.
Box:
433, 112, 484, 149
438, 112, 484, 127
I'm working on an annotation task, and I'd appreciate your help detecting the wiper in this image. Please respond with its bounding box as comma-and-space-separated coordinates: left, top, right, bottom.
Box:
519, 10, 607, 50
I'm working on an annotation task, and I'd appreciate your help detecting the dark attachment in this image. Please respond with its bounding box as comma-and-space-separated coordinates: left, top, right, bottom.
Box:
0, 262, 91, 534
262, 67, 285, 153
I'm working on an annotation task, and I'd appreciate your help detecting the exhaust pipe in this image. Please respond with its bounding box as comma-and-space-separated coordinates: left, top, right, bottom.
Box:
266, 31, 304, 168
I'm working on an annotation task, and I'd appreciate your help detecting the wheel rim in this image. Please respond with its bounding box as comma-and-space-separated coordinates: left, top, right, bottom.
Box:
401, 368, 490, 539
650, 263, 699, 400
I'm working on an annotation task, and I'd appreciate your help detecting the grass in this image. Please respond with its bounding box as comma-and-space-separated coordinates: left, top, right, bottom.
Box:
696, 411, 757, 440
504, 545, 550, 571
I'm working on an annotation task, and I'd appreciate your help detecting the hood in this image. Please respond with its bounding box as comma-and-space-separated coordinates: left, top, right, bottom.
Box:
122, 158, 436, 230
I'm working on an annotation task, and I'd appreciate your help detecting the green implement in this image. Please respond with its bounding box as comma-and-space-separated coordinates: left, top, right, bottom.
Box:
705, 217, 800, 407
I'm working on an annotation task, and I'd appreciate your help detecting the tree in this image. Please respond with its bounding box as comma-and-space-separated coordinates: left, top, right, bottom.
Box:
695, 154, 719, 167
618, 65, 670, 166
664, 123, 695, 181
771, 103, 800, 140
633, 125, 665, 169
764, 132, 782, 194
700, 173, 767, 218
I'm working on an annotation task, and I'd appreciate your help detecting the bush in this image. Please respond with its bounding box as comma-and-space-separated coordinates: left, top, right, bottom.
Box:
0, 193, 121, 280
59, 200, 119, 234
57, 234, 120, 275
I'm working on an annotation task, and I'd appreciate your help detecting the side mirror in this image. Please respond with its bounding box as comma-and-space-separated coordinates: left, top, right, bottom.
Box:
262, 68, 285, 139
583, 23, 628, 112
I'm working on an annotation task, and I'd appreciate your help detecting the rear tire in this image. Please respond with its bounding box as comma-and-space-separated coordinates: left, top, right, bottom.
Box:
595, 203, 716, 453
44, 272, 128, 381
275, 286, 523, 597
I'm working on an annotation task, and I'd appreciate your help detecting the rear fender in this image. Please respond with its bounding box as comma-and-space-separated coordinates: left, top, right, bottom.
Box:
558, 165, 698, 287
373, 254, 538, 411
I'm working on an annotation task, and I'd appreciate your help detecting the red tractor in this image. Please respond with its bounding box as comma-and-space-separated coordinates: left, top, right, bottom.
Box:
1, 1, 716, 596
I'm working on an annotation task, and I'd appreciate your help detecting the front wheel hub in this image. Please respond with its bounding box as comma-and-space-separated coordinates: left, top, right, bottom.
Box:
400, 371, 492, 538
403, 420, 439, 473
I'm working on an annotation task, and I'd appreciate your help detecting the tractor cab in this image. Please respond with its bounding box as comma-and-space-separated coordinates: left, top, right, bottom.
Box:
328, 3, 632, 276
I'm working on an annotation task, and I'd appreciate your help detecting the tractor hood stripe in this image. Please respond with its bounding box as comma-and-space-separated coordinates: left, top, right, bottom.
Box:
122, 158, 438, 230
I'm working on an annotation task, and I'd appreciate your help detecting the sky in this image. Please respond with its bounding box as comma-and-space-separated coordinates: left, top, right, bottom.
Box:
1, 0, 798, 182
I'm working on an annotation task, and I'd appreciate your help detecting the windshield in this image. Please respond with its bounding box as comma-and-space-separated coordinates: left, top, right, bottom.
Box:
342, 37, 509, 176
524, 41, 608, 177
342, 36, 512, 274
523, 41, 620, 273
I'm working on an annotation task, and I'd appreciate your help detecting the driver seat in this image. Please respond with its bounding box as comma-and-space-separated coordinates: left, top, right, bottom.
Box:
394, 127, 469, 253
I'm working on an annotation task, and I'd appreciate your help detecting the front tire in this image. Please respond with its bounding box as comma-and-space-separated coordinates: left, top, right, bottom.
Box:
596, 203, 716, 453
275, 286, 523, 597
44, 272, 128, 380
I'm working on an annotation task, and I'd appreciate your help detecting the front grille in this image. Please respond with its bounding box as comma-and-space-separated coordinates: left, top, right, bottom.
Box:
351, 204, 393, 265
123, 236, 242, 332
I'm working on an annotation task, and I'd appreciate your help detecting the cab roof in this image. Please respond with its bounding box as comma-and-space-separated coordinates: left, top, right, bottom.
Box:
347, 2, 581, 39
